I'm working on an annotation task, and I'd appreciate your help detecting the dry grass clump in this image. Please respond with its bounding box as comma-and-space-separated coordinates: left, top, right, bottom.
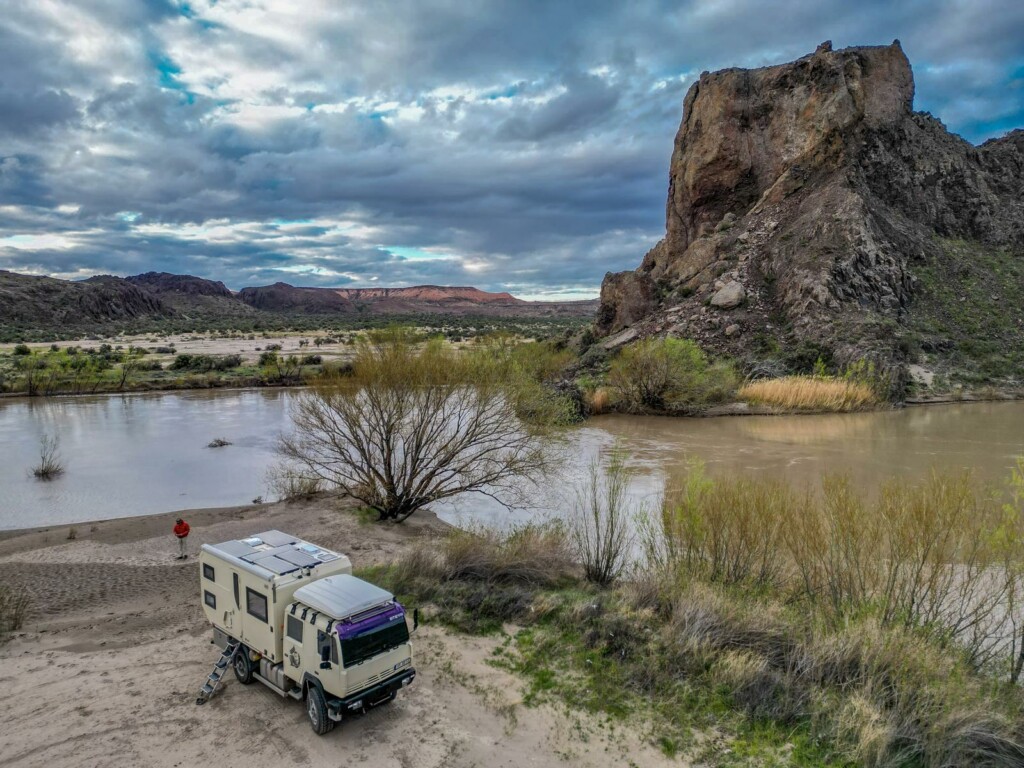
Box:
738, 375, 878, 412
266, 466, 322, 502
439, 524, 573, 587
584, 387, 611, 415
0, 585, 30, 636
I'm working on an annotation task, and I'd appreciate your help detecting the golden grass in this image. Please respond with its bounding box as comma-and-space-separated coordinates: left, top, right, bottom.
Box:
585, 387, 611, 415
738, 375, 878, 412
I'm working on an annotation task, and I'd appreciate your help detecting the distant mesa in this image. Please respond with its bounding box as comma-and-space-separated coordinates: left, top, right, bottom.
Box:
0, 269, 597, 332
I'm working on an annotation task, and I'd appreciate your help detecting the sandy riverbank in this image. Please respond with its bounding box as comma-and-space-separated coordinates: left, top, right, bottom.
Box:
0, 498, 672, 768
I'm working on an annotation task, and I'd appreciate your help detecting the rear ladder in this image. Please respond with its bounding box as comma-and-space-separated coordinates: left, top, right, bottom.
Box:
195, 638, 240, 705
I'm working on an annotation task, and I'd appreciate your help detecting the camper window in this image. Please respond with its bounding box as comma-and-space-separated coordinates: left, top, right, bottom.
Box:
203, 563, 215, 581
204, 590, 216, 609
246, 588, 268, 623
287, 614, 303, 642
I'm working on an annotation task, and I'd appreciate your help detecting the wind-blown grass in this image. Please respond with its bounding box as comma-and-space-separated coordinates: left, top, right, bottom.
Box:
738, 375, 879, 412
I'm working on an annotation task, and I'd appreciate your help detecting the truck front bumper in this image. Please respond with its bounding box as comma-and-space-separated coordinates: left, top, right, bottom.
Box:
327, 668, 416, 720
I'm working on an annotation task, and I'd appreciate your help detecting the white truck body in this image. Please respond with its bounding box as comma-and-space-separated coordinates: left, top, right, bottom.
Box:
198, 530, 415, 733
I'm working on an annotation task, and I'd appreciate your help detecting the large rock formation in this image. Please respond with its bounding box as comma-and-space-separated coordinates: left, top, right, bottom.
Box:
125, 271, 233, 298
597, 41, 1024, 392
0, 271, 173, 327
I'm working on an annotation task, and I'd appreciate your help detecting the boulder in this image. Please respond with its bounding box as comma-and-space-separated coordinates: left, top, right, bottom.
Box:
710, 281, 745, 309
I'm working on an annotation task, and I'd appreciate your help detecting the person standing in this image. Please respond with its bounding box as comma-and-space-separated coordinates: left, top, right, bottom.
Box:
173, 517, 191, 560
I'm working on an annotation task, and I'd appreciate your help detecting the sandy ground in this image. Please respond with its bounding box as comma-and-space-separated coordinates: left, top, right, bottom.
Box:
0, 499, 674, 768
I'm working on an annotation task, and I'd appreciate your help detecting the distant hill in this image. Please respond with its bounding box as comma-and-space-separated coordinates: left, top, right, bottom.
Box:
125, 272, 233, 298
0, 271, 173, 327
336, 286, 522, 305
237, 282, 354, 313
0, 270, 597, 338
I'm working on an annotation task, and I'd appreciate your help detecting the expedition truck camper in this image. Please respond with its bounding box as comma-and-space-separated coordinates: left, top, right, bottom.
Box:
195, 529, 417, 734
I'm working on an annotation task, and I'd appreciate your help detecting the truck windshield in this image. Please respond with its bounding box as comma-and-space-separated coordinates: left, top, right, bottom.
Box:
339, 619, 409, 668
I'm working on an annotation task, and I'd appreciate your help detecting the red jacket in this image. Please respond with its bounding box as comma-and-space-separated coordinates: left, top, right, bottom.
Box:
173, 521, 190, 539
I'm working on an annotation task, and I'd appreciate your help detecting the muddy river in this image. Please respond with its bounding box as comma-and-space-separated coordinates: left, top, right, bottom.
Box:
1, 389, 1022, 530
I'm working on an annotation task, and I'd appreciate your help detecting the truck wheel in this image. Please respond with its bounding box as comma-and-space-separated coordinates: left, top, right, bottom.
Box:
233, 646, 255, 685
306, 685, 334, 735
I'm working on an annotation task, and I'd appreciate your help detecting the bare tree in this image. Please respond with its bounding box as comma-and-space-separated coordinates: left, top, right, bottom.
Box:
569, 449, 636, 585
278, 330, 572, 521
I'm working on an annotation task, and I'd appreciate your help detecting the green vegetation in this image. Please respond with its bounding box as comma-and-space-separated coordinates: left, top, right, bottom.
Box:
606, 337, 737, 413
373, 462, 1024, 766
0, 343, 324, 396
908, 238, 1024, 389
0, 311, 590, 344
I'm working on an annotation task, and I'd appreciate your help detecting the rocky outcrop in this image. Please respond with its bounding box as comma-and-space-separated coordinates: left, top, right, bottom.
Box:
0, 271, 173, 326
597, 41, 1024, 392
125, 272, 233, 298
237, 282, 355, 313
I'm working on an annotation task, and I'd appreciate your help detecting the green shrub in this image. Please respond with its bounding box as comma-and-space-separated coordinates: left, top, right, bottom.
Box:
169, 353, 242, 372
607, 337, 737, 412
12, 343, 30, 355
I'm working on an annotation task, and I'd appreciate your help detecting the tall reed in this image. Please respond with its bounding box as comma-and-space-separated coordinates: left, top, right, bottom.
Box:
738, 375, 878, 412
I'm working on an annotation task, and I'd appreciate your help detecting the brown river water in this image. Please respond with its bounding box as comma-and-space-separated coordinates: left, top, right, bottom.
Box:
1, 389, 1023, 530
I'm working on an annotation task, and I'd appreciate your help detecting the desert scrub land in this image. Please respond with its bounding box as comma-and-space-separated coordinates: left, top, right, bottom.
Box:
367, 461, 1024, 767
0, 341, 330, 396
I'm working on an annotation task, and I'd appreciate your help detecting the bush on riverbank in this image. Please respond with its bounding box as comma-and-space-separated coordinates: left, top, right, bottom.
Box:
373, 464, 1024, 766
738, 375, 879, 412
607, 338, 738, 413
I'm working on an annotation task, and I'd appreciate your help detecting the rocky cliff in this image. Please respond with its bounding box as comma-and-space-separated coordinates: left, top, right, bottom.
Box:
597, 41, 1024, 393
0, 271, 173, 326
125, 272, 233, 298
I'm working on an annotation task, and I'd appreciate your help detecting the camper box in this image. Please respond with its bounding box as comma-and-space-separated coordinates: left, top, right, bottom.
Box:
198, 529, 353, 663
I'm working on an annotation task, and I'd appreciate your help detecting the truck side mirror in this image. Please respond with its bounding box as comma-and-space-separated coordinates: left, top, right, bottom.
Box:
412, 608, 419, 632
319, 661, 332, 670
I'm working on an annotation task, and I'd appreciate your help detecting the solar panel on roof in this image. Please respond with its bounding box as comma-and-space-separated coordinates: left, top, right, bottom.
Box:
216, 540, 260, 558
277, 549, 320, 568
249, 555, 300, 575
256, 530, 296, 547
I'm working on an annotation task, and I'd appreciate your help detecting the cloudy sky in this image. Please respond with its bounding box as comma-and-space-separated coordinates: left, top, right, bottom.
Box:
1, 1, 1022, 299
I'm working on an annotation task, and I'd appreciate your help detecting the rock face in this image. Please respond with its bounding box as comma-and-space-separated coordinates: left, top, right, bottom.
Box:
237, 282, 355, 313
125, 272, 233, 298
597, 41, 1024, 392
0, 271, 173, 326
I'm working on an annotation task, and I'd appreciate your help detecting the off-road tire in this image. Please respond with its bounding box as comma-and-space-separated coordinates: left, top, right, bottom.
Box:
233, 645, 255, 685
306, 685, 334, 735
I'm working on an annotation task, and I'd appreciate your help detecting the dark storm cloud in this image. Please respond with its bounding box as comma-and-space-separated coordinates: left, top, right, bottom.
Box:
0, 0, 1021, 296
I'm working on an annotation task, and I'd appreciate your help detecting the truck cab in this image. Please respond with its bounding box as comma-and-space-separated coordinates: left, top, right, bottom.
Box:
198, 531, 416, 734
286, 574, 415, 732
